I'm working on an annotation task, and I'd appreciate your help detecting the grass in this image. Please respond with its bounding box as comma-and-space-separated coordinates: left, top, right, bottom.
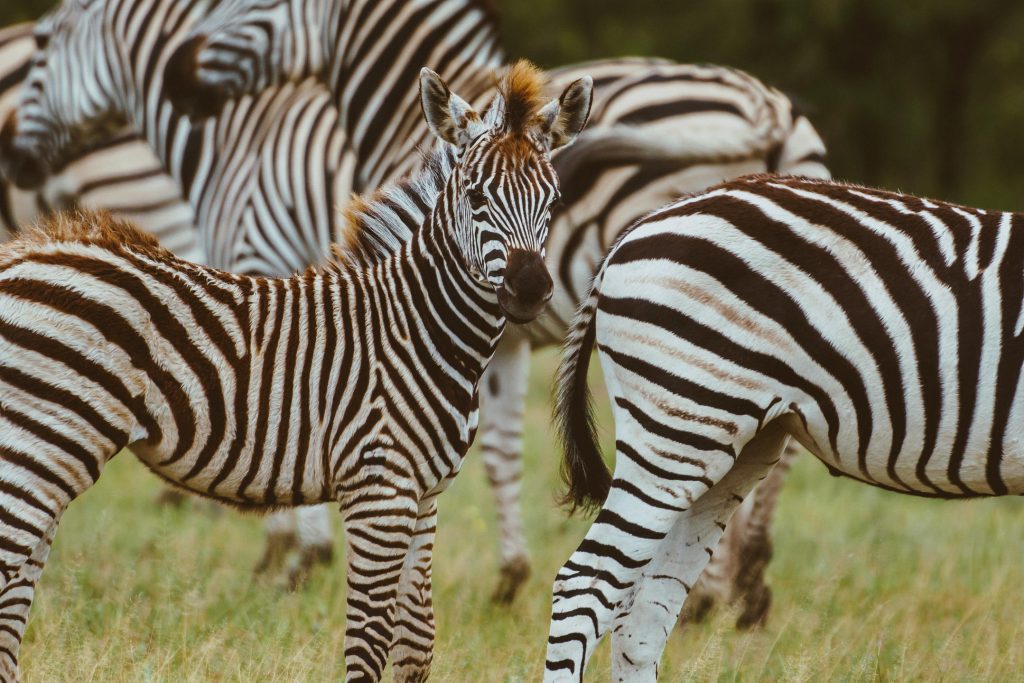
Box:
20, 348, 1024, 681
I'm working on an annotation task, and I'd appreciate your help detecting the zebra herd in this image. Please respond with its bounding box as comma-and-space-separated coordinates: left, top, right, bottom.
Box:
0, 0, 1018, 681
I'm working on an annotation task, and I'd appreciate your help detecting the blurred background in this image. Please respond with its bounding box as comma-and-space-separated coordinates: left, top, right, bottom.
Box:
4, 0, 1023, 208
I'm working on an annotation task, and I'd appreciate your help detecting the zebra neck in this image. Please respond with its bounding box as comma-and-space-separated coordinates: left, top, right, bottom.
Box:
404, 182, 505, 389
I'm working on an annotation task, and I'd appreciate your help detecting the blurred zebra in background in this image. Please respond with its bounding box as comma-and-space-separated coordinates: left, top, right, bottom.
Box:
165, 0, 830, 609
0, 22, 198, 256
546, 175, 1024, 681
0, 63, 591, 681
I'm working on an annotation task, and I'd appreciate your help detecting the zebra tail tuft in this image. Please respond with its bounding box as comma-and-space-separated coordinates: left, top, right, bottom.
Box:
554, 265, 611, 515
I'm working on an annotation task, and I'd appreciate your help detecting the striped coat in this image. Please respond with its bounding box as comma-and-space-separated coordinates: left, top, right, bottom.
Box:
0, 22, 197, 255
546, 175, 1024, 681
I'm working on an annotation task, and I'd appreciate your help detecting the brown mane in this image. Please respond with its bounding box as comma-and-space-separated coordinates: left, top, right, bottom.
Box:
497, 60, 547, 137
13, 209, 172, 259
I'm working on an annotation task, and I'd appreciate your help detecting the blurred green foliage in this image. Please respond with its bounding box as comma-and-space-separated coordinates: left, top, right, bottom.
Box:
4, 0, 1023, 208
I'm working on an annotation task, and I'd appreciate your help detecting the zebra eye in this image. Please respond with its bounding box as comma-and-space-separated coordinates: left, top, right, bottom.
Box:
467, 187, 487, 210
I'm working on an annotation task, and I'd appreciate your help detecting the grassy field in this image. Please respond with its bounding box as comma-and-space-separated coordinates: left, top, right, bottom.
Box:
20, 349, 1024, 681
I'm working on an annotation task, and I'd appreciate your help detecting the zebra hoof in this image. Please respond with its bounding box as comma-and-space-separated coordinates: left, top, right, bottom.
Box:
490, 555, 531, 604
253, 532, 296, 577
678, 592, 715, 626
735, 585, 772, 630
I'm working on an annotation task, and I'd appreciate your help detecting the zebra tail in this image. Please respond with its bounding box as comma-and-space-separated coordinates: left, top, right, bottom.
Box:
554, 264, 611, 514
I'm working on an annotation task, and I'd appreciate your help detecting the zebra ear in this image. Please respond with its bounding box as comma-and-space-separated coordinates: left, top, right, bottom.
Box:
420, 68, 487, 149
535, 76, 593, 151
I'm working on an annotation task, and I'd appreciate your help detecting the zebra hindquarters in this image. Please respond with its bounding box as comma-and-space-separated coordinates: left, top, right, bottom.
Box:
608, 424, 789, 681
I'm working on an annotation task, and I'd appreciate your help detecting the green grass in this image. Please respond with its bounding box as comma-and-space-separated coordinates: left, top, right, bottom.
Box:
21, 349, 1024, 681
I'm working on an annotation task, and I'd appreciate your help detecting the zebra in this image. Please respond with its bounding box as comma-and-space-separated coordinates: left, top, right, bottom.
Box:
162, 0, 831, 605
545, 174, 1024, 681
0, 61, 592, 683
0, 21, 199, 257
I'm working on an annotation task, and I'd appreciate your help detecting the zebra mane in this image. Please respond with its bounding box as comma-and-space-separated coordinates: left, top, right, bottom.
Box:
495, 60, 547, 137
334, 145, 456, 265
6, 209, 172, 263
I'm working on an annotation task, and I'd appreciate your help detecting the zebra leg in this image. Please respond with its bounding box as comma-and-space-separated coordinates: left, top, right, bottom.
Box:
729, 441, 798, 630
544, 465, 686, 682
610, 425, 789, 681
391, 496, 439, 683
0, 515, 61, 682
682, 440, 798, 627
479, 337, 532, 604
254, 510, 297, 577
680, 494, 749, 624
342, 488, 419, 681
287, 504, 335, 590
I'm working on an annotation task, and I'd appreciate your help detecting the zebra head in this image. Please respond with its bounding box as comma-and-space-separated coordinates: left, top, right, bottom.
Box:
165, 0, 307, 119
0, 0, 207, 189
0, 0, 112, 189
420, 61, 593, 323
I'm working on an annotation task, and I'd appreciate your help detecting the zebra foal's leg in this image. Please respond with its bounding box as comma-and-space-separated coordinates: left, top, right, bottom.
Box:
341, 469, 420, 682
479, 337, 532, 603
610, 425, 789, 682
391, 496, 439, 683
0, 430, 109, 679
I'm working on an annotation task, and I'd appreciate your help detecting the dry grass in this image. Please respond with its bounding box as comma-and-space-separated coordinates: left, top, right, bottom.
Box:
20, 349, 1024, 681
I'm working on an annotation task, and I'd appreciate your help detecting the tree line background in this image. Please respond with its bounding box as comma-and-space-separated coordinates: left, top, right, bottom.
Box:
4, 0, 1024, 209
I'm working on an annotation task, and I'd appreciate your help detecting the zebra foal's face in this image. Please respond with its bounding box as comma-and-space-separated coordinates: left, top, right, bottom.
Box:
420, 62, 593, 324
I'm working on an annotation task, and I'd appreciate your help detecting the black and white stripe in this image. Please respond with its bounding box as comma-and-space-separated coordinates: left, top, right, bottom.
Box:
546, 174, 1024, 680
0, 64, 589, 682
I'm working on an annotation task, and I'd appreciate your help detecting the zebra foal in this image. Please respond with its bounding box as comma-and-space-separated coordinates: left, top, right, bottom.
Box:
0, 63, 592, 682
547, 175, 1024, 681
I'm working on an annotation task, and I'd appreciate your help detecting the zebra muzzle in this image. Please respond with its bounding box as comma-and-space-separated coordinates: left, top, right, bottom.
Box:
0, 112, 50, 190
498, 249, 553, 324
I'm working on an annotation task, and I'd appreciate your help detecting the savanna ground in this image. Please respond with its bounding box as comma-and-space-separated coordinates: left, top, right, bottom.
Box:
21, 349, 1024, 681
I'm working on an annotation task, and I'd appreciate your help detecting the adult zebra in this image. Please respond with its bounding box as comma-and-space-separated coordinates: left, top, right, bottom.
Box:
0, 22, 198, 256
0, 61, 592, 682
546, 174, 1024, 681
165, 0, 830, 606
